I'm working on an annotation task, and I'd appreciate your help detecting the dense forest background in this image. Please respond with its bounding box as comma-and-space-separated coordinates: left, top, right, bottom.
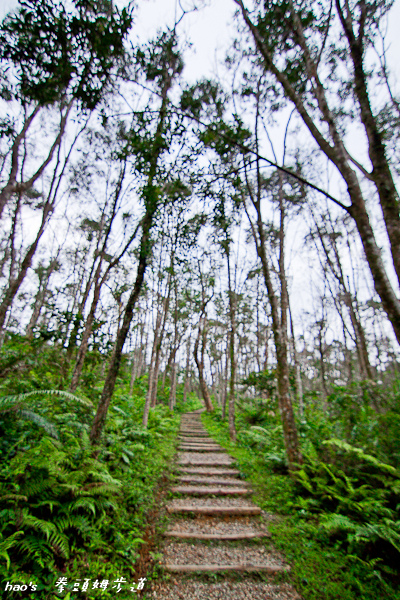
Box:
1, 1, 400, 598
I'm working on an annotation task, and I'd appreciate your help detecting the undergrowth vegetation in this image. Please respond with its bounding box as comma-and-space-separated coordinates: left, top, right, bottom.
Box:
0, 334, 200, 599
202, 378, 400, 600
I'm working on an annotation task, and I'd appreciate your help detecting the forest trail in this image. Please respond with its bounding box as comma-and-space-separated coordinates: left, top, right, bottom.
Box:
150, 412, 301, 600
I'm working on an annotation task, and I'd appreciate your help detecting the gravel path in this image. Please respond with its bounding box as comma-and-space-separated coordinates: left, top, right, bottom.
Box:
178, 466, 240, 475
168, 496, 258, 508
163, 541, 287, 567
151, 581, 301, 600
148, 411, 300, 600
166, 516, 269, 536
176, 476, 248, 485
178, 452, 233, 463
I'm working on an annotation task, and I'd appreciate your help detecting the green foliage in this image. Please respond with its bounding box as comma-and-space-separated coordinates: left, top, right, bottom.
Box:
241, 369, 277, 395
202, 379, 400, 597
0, 0, 133, 107
0, 339, 180, 598
291, 440, 400, 565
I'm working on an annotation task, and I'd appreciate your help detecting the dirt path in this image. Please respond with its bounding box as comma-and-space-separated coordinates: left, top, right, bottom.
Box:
150, 411, 301, 600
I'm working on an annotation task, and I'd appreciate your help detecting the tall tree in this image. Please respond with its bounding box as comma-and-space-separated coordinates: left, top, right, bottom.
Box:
234, 0, 400, 344
90, 31, 186, 444
0, 0, 132, 218
212, 196, 238, 440
0, 111, 88, 333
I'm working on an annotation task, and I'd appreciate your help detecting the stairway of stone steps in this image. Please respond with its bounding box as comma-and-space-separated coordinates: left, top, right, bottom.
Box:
150, 411, 300, 600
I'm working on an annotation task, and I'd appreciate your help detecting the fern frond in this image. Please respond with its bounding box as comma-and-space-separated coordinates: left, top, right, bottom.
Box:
0, 389, 92, 409
0, 494, 28, 503
320, 513, 357, 533
55, 515, 91, 535
80, 483, 121, 497
249, 426, 269, 435
353, 521, 400, 553
92, 496, 118, 512
294, 469, 314, 493
20, 476, 53, 498
19, 409, 59, 439
16, 535, 52, 569
323, 439, 399, 476
32, 500, 60, 512
22, 513, 57, 539
48, 531, 69, 558
0, 531, 24, 569
69, 498, 97, 516
0, 508, 16, 523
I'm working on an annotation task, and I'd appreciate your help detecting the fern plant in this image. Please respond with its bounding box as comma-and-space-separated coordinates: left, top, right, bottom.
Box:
292, 439, 400, 561
0, 430, 122, 573
0, 389, 92, 440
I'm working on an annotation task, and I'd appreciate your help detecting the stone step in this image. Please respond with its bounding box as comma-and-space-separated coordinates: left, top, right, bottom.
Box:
179, 435, 211, 439
164, 531, 270, 540
166, 504, 261, 516
171, 485, 251, 496
180, 432, 207, 435
179, 467, 240, 476
150, 581, 299, 600
179, 437, 216, 440
179, 451, 232, 460
178, 446, 223, 452
178, 440, 217, 445
178, 459, 233, 467
177, 476, 248, 486
162, 542, 289, 574
164, 516, 270, 540
179, 434, 212, 438
180, 430, 207, 433
163, 563, 288, 574
179, 439, 217, 443
178, 438, 221, 448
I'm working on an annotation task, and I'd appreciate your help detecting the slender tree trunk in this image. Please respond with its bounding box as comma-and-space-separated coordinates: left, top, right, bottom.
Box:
226, 251, 237, 441
222, 329, 229, 419
312, 214, 373, 379
168, 360, 177, 410
146, 269, 172, 409
0, 106, 77, 332
26, 259, 58, 339
150, 349, 162, 408
0, 199, 54, 332
91, 209, 155, 441
0, 104, 74, 337
317, 317, 329, 397
288, 301, 303, 419
0, 106, 41, 219
69, 275, 103, 391
193, 314, 213, 412
91, 50, 177, 441
146, 308, 162, 411
182, 338, 191, 404
242, 174, 302, 471
335, 0, 400, 285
